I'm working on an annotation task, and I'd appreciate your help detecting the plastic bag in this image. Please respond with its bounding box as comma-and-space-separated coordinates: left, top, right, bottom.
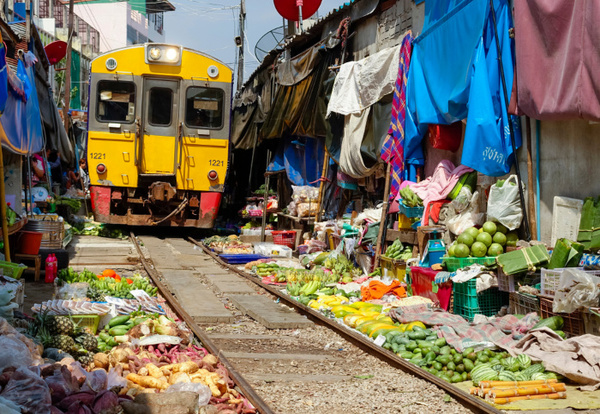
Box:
296, 202, 318, 218
0, 335, 34, 370
254, 243, 292, 258
428, 123, 462, 152
553, 269, 600, 313
0, 366, 52, 414
487, 175, 524, 231
166, 382, 212, 406
0, 396, 20, 414
56, 283, 89, 300
291, 185, 319, 203
446, 191, 485, 235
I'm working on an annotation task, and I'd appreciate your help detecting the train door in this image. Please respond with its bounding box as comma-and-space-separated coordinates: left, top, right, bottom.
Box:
140, 78, 180, 174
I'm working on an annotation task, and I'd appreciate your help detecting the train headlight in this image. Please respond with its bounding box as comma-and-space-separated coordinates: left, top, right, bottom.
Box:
208, 170, 218, 181
149, 47, 162, 60
97, 163, 107, 174
165, 48, 178, 62
145, 44, 182, 65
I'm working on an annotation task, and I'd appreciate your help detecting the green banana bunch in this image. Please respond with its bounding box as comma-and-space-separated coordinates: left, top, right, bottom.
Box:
399, 186, 423, 207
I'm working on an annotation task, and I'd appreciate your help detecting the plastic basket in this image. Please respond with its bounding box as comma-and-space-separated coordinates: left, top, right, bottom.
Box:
583, 308, 600, 336
272, 230, 296, 249
509, 292, 540, 315
72, 314, 100, 334
397, 214, 412, 230
0, 261, 27, 279
497, 268, 516, 292
380, 256, 406, 283
443, 256, 497, 272
538, 294, 584, 337
398, 202, 424, 218
452, 279, 508, 322
540, 267, 600, 296
410, 267, 452, 311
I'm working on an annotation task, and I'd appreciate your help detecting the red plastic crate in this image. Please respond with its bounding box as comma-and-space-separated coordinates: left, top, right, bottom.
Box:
409, 267, 452, 311
272, 230, 296, 249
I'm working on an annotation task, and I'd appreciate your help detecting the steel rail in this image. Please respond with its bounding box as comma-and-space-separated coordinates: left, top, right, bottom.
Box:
189, 237, 503, 414
129, 232, 275, 414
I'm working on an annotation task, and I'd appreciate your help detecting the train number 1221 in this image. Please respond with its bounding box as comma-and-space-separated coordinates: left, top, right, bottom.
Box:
90, 153, 106, 159
208, 160, 224, 167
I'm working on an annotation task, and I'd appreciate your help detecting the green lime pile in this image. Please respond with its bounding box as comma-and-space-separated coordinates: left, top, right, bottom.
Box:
448, 222, 518, 258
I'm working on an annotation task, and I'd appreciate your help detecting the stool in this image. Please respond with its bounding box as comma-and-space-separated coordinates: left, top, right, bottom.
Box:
14, 253, 41, 281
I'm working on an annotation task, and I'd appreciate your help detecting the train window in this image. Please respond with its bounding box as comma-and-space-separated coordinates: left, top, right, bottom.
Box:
148, 87, 173, 126
185, 87, 223, 129
97, 80, 135, 123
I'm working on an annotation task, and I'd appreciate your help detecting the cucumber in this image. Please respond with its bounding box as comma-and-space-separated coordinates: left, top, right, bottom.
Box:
108, 315, 131, 328
400, 351, 414, 359
434, 338, 447, 347
98, 332, 112, 342
108, 326, 129, 336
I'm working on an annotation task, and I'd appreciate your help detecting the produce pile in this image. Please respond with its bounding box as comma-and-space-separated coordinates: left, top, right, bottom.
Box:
381, 239, 412, 261
203, 235, 253, 254
58, 268, 158, 300
399, 187, 423, 207
448, 221, 518, 258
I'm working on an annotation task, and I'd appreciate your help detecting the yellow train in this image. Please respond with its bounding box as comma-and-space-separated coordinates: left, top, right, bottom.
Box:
87, 44, 231, 227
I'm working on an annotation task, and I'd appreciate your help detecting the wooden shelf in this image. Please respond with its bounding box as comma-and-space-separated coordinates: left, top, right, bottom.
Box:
276, 212, 315, 224
0, 217, 28, 237
385, 229, 417, 244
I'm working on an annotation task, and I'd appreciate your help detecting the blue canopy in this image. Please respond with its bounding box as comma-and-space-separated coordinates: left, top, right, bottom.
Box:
267, 137, 324, 187
405, 0, 521, 177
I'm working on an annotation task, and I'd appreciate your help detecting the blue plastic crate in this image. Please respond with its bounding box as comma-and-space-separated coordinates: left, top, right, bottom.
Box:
219, 254, 268, 264
398, 202, 424, 219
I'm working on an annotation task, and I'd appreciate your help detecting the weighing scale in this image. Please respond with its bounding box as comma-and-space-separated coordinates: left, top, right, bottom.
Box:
419, 225, 447, 267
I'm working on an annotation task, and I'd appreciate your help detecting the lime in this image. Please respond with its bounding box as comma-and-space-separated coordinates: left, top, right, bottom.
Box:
496, 223, 508, 234
476, 232, 493, 247
506, 232, 518, 247
464, 227, 480, 240
493, 232, 507, 246
482, 221, 497, 235
471, 241, 487, 257
454, 243, 470, 258
488, 243, 504, 256
448, 244, 457, 257
457, 233, 475, 248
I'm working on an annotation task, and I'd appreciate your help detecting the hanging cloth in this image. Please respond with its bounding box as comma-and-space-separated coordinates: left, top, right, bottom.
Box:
381, 31, 413, 199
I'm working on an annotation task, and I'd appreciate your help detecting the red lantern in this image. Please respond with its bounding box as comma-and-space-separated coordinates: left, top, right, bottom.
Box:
273, 0, 322, 21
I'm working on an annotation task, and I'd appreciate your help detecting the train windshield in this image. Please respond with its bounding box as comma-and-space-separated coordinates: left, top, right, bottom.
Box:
97, 80, 135, 123
185, 87, 223, 129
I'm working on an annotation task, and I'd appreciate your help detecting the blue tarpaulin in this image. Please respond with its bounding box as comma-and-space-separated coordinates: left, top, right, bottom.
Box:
405, 0, 521, 177
0, 52, 44, 155
267, 137, 325, 186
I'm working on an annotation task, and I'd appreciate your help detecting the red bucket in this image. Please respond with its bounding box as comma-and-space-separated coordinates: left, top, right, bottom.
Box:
17, 231, 43, 255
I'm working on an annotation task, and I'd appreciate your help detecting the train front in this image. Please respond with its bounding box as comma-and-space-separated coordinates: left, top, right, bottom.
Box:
86, 44, 232, 227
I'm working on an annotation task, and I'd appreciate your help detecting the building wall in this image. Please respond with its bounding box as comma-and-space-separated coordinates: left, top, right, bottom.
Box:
74, 2, 128, 52
515, 120, 600, 244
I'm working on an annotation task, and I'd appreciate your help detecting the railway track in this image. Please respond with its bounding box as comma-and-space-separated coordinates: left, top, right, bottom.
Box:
122, 233, 505, 414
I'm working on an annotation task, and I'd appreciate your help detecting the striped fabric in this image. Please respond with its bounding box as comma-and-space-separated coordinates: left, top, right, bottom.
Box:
381, 32, 413, 199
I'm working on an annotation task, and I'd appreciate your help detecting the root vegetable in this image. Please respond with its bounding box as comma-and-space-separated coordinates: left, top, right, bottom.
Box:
168, 372, 191, 385
160, 361, 199, 375
146, 363, 163, 378
202, 354, 218, 367
126, 373, 169, 390
137, 367, 148, 376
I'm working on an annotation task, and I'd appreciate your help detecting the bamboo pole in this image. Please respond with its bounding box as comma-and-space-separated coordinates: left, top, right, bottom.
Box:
526, 117, 537, 239
374, 163, 392, 268
0, 148, 10, 261
260, 150, 272, 243
315, 150, 329, 222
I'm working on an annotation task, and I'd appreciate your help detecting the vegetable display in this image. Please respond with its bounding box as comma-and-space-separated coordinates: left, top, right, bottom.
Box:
58, 268, 158, 300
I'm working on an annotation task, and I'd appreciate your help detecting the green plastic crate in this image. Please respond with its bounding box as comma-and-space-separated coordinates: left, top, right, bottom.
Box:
72, 314, 100, 334
0, 261, 27, 279
442, 256, 497, 272
452, 279, 509, 322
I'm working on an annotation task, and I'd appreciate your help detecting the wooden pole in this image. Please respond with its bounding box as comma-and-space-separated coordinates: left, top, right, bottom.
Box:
0, 148, 11, 261
315, 150, 329, 222
260, 150, 271, 243
374, 163, 392, 268
525, 117, 537, 239
62, 0, 74, 131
